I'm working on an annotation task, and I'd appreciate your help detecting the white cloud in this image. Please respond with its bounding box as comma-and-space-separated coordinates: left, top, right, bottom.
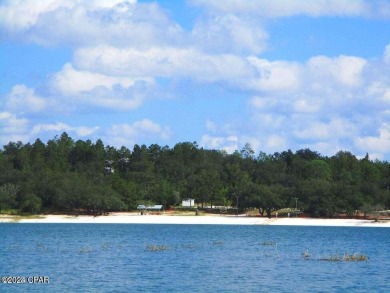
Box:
72, 50, 368, 115
3, 69, 156, 115
247, 57, 302, 92
200, 134, 238, 153
74, 126, 100, 137
307, 55, 366, 87
301, 141, 342, 158
189, 0, 389, 18
191, 13, 268, 54
4, 84, 46, 114
46, 62, 156, 112
205, 120, 218, 133
30, 122, 70, 134
384, 45, 390, 64
294, 122, 330, 141
51, 63, 137, 95
105, 119, 171, 147
355, 124, 390, 154
73, 46, 252, 84
0, 112, 29, 134
81, 89, 146, 111
2, 0, 390, 161
31, 122, 100, 138
0, 112, 12, 120
200, 131, 287, 154
0, 0, 183, 47
252, 113, 286, 130
1, 115, 171, 148
0, 0, 70, 30
0, 112, 30, 145
293, 98, 321, 113
240, 136, 261, 153
71, 46, 292, 95
0, 0, 114, 30
265, 135, 287, 150
249, 96, 269, 110
294, 118, 357, 141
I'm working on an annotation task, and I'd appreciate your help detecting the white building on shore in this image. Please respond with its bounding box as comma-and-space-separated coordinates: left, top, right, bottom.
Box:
182, 198, 195, 207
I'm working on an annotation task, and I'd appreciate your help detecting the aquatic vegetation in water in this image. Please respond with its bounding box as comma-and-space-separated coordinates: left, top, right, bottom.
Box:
211, 240, 224, 246
342, 253, 369, 262
319, 254, 343, 262
260, 241, 277, 246
302, 248, 311, 260
181, 243, 197, 249
262, 243, 279, 258
36, 243, 48, 252
315, 252, 368, 262
146, 244, 170, 251
79, 246, 93, 254
102, 242, 110, 250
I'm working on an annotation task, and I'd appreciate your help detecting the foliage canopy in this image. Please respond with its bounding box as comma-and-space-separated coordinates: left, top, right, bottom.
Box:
1, 133, 389, 217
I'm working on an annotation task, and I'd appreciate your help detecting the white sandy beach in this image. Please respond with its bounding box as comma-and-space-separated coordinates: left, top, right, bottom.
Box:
0, 213, 389, 227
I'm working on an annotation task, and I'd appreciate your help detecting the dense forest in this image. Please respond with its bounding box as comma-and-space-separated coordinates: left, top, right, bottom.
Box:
0, 132, 389, 217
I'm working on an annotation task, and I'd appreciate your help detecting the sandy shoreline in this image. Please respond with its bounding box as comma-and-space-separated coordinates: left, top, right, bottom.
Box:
0, 213, 389, 227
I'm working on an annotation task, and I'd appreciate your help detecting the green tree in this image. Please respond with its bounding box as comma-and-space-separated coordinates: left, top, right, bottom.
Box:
20, 194, 42, 214
46, 132, 74, 172
0, 183, 19, 210
307, 160, 332, 181
253, 184, 285, 218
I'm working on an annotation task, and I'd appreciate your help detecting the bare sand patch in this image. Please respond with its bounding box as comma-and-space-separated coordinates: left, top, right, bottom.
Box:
1, 213, 389, 227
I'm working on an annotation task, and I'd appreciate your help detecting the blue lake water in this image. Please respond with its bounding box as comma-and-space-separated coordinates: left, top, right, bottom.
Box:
0, 224, 389, 292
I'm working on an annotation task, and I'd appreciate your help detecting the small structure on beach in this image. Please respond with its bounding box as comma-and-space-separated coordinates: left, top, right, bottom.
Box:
137, 205, 164, 212
182, 198, 195, 207
147, 205, 164, 211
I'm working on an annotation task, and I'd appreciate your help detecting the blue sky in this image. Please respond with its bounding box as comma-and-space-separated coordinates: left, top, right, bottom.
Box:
2, 0, 390, 160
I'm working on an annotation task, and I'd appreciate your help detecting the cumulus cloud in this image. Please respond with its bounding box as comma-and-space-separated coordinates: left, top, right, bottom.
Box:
45, 63, 156, 112
31, 122, 100, 138
292, 98, 322, 113
306, 55, 366, 87
191, 13, 268, 54
73, 46, 253, 84
0, 112, 30, 145
50, 63, 137, 95
2, 0, 390, 160
73, 45, 343, 95
4, 84, 46, 114
246, 57, 302, 91
214, 50, 386, 156
1, 115, 171, 149
105, 119, 171, 147
354, 124, 390, 156
384, 45, 390, 64
200, 134, 238, 153
0, 111, 102, 147
293, 118, 358, 141
265, 135, 287, 150
0, 0, 184, 47
189, 0, 390, 18
1, 72, 151, 116
0, 0, 132, 30
200, 131, 286, 154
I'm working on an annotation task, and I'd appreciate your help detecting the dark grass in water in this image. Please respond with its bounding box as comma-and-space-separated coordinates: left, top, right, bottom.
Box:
0, 224, 389, 292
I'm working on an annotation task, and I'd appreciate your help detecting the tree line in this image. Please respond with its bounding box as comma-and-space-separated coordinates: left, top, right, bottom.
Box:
0, 132, 389, 217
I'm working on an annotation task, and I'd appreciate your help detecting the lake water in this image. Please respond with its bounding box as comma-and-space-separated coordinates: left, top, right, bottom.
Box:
0, 224, 389, 292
